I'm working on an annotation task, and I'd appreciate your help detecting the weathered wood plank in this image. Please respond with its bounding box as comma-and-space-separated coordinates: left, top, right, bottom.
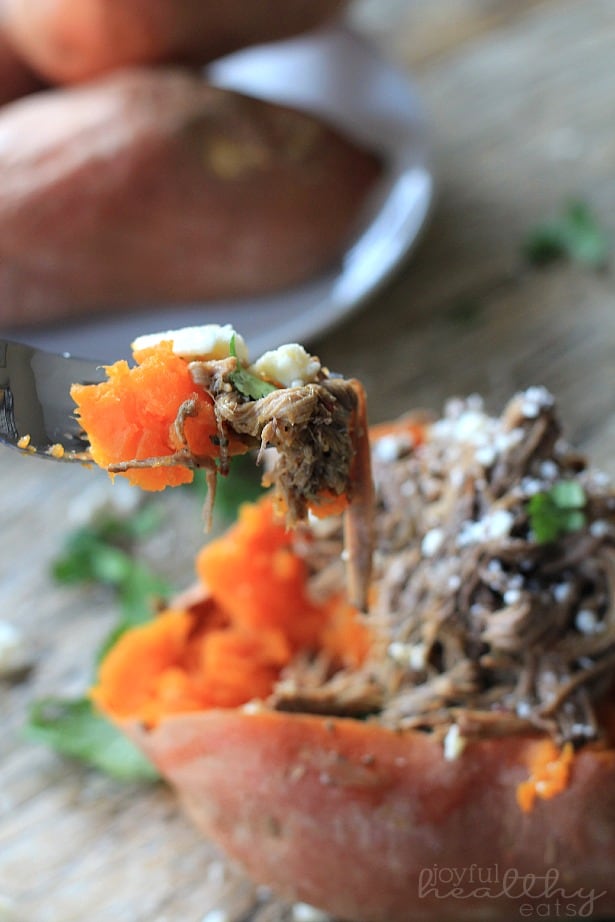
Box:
351, 0, 556, 68
2, 1, 615, 920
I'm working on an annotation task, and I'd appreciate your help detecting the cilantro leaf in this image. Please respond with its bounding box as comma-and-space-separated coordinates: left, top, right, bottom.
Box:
523, 200, 609, 269
25, 697, 159, 782
36, 507, 171, 780
527, 480, 587, 544
228, 334, 277, 401
96, 562, 170, 661
52, 512, 171, 657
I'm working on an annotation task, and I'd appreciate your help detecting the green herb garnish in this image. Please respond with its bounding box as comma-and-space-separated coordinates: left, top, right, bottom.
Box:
51, 507, 170, 654
26, 698, 159, 782
523, 200, 609, 269
26, 503, 170, 778
228, 334, 277, 401
527, 480, 587, 544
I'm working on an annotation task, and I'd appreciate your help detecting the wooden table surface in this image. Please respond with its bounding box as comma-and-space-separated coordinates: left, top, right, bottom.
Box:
2, 1, 615, 920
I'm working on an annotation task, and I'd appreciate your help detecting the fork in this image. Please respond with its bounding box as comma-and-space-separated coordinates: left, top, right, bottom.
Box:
0, 338, 105, 460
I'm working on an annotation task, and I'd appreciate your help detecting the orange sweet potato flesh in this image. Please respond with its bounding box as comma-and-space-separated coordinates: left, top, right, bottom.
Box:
2, 0, 349, 85
70, 342, 232, 490
124, 708, 615, 922
92, 498, 371, 723
0, 68, 380, 326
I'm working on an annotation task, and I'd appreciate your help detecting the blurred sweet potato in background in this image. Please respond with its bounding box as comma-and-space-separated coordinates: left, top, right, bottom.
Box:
0, 2, 43, 104
2, 0, 349, 84
0, 68, 381, 327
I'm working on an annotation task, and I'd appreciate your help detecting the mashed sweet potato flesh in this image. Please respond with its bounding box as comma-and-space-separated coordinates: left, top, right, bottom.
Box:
92, 499, 371, 726
71, 343, 227, 490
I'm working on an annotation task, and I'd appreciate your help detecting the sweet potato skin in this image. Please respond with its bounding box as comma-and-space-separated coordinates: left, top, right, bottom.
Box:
126, 708, 615, 922
0, 5, 42, 104
0, 68, 380, 327
2, 0, 350, 85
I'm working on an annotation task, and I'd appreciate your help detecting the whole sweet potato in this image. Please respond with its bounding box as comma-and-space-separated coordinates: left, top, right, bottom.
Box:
2, 0, 350, 85
0, 68, 380, 327
0, 3, 42, 104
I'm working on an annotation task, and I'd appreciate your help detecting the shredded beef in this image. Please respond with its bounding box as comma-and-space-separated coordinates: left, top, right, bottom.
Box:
189, 356, 374, 610
275, 388, 615, 747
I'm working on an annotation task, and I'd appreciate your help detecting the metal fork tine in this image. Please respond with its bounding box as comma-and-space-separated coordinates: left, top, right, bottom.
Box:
0, 339, 104, 459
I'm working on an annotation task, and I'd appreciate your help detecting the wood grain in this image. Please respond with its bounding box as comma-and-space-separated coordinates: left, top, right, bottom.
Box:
2, 1, 615, 920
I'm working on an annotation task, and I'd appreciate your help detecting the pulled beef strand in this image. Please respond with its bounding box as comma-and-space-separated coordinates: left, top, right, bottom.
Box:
279, 388, 615, 746
190, 357, 374, 610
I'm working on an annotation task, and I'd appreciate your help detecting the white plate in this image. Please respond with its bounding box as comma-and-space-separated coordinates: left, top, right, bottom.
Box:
14, 25, 433, 363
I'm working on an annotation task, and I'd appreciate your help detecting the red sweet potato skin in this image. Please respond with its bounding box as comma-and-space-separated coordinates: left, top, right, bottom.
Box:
2, 0, 350, 84
0, 4, 42, 104
127, 708, 615, 922
0, 67, 380, 327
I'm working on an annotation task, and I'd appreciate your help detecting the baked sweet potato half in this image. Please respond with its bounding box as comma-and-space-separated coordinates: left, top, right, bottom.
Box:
124, 709, 615, 922
92, 388, 615, 921
0, 68, 380, 326
2, 0, 350, 85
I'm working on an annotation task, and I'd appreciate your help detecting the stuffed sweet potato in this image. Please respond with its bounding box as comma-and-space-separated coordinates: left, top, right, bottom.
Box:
92, 387, 615, 921
2, 0, 349, 85
0, 68, 380, 327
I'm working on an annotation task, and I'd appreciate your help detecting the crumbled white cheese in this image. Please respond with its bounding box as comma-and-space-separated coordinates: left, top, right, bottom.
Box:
443, 724, 467, 761
516, 700, 532, 718
503, 588, 522, 606
373, 435, 403, 463
131, 324, 249, 363
589, 520, 610, 538
387, 641, 427, 671
520, 386, 554, 419
494, 428, 524, 453
539, 460, 559, 480
575, 609, 604, 635
553, 582, 571, 603
0, 621, 32, 678
475, 445, 496, 467
388, 641, 409, 664
249, 344, 321, 388
200, 909, 230, 922
431, 398, 531, 480
486, 509, 515, 539
520, 476, 545, 496
466, 393, 485, 412
457, 509, 514, 547
292, 903, 332, 922
590, 470, 611, 489
241, 699, 267, 714
421, 527, 445, 558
